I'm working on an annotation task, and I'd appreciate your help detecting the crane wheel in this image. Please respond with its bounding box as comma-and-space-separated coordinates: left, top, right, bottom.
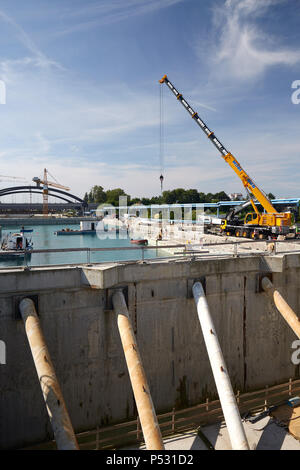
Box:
242, 230, 249, 238
235, 229, 241, 237
250, 231, 258, 240
258, 233, 266, 240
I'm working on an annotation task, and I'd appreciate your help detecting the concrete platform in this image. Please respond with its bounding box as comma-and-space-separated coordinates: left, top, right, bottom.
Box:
124, 418, 300, 450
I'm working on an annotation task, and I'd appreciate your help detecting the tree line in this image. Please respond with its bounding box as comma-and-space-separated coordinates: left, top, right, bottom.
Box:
83, 186, 274, 207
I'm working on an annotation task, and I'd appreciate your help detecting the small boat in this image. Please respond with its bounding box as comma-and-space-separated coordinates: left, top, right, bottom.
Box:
55, 228, 97, 235
55, 228, 84, 235
0, 232, 33, 258
20, 228, 33, 233
130, 239, 148, 246
55, 221, 98, 236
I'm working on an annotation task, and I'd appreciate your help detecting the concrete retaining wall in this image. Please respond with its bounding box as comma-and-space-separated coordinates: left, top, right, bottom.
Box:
0, 253, 299, 448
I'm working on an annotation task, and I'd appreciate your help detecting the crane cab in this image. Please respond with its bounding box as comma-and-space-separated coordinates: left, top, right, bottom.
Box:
244, 212, 259, 225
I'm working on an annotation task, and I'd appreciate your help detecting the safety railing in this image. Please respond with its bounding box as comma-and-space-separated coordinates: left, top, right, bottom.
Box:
0, 238, 300, 269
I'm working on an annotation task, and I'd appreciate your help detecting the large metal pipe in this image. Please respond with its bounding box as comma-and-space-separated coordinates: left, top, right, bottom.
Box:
261, 276, 300, 338
19, 298, 79, 450
192, 282, 249, 450
112, 289, 164, 450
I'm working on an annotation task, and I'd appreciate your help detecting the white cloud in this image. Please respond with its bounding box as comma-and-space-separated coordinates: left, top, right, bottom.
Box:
0, 2, 299, 203
55, 0, 185, 36
209, 0, 300, 80
0, 53, 164, 198
0, 10, 63, 70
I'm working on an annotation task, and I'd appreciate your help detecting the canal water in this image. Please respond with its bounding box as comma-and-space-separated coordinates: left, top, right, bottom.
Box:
0, 223, 166, 267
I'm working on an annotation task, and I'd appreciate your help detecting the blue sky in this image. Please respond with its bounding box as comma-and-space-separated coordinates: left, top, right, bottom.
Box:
0, 0, 300, 202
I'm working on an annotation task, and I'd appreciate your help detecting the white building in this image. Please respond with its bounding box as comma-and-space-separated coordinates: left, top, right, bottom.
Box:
228, 193, 243, 201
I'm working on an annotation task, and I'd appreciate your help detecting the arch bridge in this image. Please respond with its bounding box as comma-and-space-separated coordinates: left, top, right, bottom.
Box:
0, 186, 88, 214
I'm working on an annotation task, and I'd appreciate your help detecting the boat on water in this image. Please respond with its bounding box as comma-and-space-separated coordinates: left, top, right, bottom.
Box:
55, 228, 96, 235
55, 221, 98, 236
0, 232, 33, 259
130, 239, 148, 246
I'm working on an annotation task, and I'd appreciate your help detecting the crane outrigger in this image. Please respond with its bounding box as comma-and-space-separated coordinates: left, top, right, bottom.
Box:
159, 75, 292, 239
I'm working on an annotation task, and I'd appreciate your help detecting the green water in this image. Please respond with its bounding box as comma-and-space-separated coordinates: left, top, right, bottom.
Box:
0, 224, 165, 267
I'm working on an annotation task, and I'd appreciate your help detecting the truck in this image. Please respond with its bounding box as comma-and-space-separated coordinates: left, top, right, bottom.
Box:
159, 75, 292, 239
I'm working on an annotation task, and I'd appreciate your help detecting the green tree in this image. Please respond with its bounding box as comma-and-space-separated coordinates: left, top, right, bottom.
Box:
162, 188, 188, 204
130, 198, 142, 205
141, 197, 151, 205
185, 189, 200, 203
84, 186, 234, 207
213, 191, 230, 201
89, 185, 106, 204
162, 190, 174, 204
106, 188, 130, 206
172, 188, 186, 204
150, 196, 162, 204
95, 186, 107, 203
205, 192, 214, 203
198, 192, 207, 202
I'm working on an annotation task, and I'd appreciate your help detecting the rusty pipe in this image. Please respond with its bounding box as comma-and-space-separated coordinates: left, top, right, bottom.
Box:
261, 276, 300, 338
112, 289, 164, 450
19, 298, 79, 450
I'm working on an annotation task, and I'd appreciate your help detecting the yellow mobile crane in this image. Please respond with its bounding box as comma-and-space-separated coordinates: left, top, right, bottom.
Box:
159, 75, 292, 239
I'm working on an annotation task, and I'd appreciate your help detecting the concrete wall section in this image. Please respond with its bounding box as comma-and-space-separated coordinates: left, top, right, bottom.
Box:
0, 269, 134, 449
1, 253, 299, 448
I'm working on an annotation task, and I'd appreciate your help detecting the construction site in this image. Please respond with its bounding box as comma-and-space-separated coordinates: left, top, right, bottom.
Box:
2, 241, 300, 451
2, 73, 300, 455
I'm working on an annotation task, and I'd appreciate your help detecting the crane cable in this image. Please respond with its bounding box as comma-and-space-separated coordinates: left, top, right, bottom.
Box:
47, 169, 60, 184
159, 83, 164, 195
